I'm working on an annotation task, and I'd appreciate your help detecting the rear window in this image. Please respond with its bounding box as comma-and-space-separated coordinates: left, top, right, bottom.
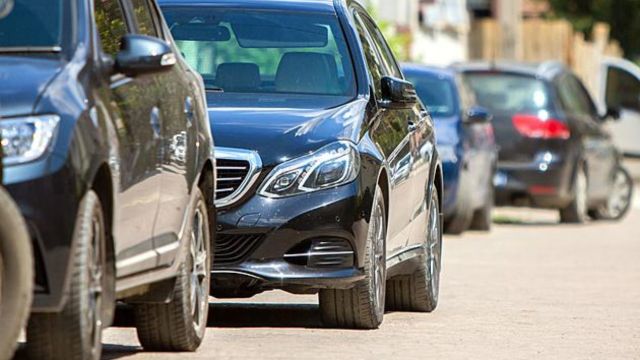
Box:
464, 72, 551, 114
405, 72, 458, 117
161, 7, 356, 98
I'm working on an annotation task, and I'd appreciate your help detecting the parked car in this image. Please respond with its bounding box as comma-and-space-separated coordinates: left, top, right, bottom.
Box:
403, 64, 497, 234
0, 0, 215, 358
599, 57, 640, 157
160, 0, 443, 329
0, 149, 33, 360
456, 61, 633, 223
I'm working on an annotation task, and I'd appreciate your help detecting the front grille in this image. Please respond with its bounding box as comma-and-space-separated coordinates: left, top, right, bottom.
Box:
214, 147, 262, 207
216, 158, 250, 200
214, 233, 265, 266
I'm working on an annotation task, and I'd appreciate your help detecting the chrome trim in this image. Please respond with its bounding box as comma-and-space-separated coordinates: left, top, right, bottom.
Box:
215, 147, 262, 208
284, 251, 354, 258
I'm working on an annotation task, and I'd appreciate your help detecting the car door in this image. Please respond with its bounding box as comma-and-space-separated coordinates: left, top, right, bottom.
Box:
127, 0, 195, 266
352, 10, 426, 255
94, 0, 162, 277
602, 62, 640, 156
556, 74, 617, 202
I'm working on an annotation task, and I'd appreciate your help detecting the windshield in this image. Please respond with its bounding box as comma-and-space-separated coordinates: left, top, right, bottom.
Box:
0, 0, 63, 50
405, 72, 458, 117
162, 7, 357, 98
464, 72, 551, 114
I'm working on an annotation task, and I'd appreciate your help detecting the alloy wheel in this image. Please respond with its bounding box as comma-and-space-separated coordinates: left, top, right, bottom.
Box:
604, 168, 633, 219
87, 214, 104, 359
189, 207, 209, 330
426, 193, 441, 302
371, 200, 386, 319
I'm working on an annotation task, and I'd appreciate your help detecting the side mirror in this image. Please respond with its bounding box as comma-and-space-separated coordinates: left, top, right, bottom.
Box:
380, 76, 418, 109
601, 106, 621, 121
115, 35, 176, 77
465, 106, 493, 124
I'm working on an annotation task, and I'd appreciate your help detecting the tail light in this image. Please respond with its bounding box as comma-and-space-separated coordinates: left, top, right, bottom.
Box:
512, 114, 570, 140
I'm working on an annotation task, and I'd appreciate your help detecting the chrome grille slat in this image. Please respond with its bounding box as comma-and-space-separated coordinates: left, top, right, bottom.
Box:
214, 147, 262, 208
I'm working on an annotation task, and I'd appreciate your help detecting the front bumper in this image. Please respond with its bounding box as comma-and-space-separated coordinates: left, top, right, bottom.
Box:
3, 158, 81, 312
494, 152, 574, 208
212, 179, 372, 295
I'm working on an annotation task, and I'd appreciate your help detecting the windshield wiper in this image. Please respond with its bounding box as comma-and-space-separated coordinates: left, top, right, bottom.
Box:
205, 86, 224, 93
0, 46, 62, 54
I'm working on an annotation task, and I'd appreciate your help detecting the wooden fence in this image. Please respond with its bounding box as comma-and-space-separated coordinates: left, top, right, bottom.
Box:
469, 19, 623, 96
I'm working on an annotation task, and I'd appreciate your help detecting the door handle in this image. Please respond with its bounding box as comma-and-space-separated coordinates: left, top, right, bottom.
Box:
150, 107, 161, 139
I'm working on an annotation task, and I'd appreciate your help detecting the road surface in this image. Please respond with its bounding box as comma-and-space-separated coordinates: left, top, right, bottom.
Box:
18, 196, 640, 359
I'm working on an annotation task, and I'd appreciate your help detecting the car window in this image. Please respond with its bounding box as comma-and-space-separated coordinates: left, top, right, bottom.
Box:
606, 66, 640, 112
129, 0, 159, 37
0, 0, 64, 48
353, 11, 384, 99
94, 0, 129, 57
361, 15, 402, 79
464, 72, 551, 114
404, 72, 457, 117
557, 75, 595, 117
162, 7, 356, 98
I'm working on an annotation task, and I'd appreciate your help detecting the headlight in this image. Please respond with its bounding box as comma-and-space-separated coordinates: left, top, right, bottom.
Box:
1, 115, 60, 165
259, 141, 360, 198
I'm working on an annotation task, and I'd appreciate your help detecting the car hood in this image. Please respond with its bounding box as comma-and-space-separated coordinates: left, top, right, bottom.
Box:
433, 115, 463, 147
208, 98, 367, 167
0, 56, 64, 117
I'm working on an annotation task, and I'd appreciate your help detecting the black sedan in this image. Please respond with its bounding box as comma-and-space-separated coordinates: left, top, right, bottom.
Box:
160, 0, 444, 329
457, 62, 633, 222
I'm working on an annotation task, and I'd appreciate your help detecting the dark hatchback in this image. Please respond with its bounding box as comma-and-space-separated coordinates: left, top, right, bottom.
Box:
403, 64, 497, 234
457, 62, 633, 222
161, 0, 444, 329
1, 0, 214, 358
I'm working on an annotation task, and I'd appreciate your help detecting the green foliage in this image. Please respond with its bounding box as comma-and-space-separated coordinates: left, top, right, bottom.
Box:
548, 0, 640, 59
366, 6, 411, 62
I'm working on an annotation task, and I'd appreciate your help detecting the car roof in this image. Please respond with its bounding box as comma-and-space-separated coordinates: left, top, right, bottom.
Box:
451, 61, 568, 81
157, 0, 338, 13
401, 63, 457, 80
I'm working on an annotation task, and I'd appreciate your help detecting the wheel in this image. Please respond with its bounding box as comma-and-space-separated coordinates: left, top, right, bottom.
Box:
589, 166, 634, 221
560, 164, 588, 224
134, 188, 211, 351
0, 188, 33, 360
319, 184, 386, 329
469, 176, 494, 231
444, 179, 472, 235
386, 185, 442, 312
27, 191, 108, 360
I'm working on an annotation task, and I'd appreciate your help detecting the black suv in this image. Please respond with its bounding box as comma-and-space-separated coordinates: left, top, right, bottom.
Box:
161, 0, 443, 329
458, 62, 633, 222
0, 0, 215, 358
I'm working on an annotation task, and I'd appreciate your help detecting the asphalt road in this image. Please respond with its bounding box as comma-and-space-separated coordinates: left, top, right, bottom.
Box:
16, 194, 640, 359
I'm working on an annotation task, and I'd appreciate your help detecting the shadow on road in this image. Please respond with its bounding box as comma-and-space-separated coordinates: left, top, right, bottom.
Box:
210, 302, 322, 328
113, 301, 323, 329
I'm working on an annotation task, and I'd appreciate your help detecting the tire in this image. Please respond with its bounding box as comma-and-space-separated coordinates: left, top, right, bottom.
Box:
134, 188, 211, 351
0, 188, 33, 360
589, 166, 634, 221
386, 185, 442, 312
27, 191, 108, 360
469, 176, 494, 231
560, 164, 588, 224
319, 184, 386, 329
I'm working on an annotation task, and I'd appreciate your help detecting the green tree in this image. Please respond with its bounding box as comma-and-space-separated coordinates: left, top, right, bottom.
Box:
548, 0, 640, 59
